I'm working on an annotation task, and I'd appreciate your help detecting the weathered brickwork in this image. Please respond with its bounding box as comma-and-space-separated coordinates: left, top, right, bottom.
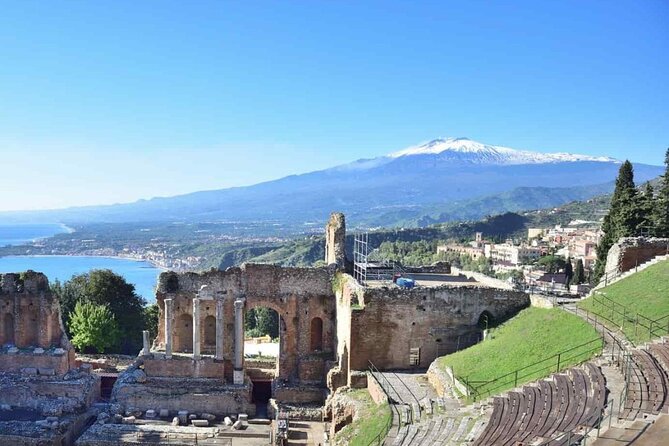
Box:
334, 273, 530, 375
605, 236, 669, 276
0, 272, 69, 351
0, 273, 99, 446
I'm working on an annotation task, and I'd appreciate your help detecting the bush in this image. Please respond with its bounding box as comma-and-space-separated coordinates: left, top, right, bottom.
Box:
69, 301, 120, 353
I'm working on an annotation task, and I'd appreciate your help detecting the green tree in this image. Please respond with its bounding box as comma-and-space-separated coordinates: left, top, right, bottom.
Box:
536, 255, 567, 274
144, 303, 160, 341
654, 148, 669, 237
255, 307, 279, 339
594, 161, 638, 280
573, 259, 585, 285
565, 257, 574, 287
52, 269, 147, 354
637, 182, 655, 235
69, 301, 120, 353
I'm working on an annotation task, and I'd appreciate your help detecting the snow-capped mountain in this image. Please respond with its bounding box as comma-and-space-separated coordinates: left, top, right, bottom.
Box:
389, 137, 619, 164
0, 137, 661, 229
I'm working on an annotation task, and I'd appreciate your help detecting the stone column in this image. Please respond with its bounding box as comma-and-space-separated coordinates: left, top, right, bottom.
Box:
164, 298, 173, 359
233, 299, 244, 384
193, 297, 201, 360
215, 298, 224, 361
142, 330, 150, 356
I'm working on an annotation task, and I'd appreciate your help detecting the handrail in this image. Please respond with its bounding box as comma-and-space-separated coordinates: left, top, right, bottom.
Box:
367, 361, 401, 446
390, 370, 422, 405
461, 336, 603, 401
583, 292, 669, 343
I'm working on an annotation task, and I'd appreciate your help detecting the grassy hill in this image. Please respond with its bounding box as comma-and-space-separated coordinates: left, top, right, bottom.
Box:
577, 259, 669, 345
437, 307, 601, 400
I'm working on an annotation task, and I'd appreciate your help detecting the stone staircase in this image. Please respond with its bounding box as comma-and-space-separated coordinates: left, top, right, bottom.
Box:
389, 397, 483, 446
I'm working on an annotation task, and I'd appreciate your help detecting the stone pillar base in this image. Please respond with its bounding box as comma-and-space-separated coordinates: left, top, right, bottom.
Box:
233, 369, 244, 385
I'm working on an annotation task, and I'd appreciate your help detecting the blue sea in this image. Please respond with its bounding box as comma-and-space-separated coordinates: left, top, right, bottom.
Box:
0, 224, 163, 303
0, 223, 70, 247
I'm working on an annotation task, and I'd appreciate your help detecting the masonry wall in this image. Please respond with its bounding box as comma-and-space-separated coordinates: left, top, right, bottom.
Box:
153, 264, 337, 385
341, 275, 529, 371
0, 272, 66, 349
605, 237, 669, 276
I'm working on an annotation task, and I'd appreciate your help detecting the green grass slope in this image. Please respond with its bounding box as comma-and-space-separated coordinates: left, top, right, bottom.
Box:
333, 389, 392, 446
577, 259, 669, 345
438, 307, 601, 400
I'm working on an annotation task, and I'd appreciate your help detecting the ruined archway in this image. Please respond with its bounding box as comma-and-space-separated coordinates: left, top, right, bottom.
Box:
176, 313, 193, 353
23, 307, 39, 347
477, 310, 495, 331
310, 317, 323, 351
244, 303, 282, 417
203, 315, 216, 347
2, 313, 14, 345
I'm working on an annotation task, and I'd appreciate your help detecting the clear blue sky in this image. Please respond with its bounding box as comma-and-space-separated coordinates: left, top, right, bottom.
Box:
1, 0, 667, 211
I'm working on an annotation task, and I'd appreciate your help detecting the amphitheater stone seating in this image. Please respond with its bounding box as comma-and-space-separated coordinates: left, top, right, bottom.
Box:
472, 364, 608, 446
621, 347, 669, 419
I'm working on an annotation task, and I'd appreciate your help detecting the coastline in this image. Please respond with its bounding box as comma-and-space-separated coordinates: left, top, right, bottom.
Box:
0, 253, 169, 271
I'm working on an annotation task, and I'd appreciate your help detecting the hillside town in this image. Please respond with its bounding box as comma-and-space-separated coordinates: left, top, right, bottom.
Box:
438, 221, 602, 294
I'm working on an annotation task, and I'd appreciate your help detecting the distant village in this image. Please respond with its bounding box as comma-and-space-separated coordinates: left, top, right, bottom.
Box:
438, 221, 600, 294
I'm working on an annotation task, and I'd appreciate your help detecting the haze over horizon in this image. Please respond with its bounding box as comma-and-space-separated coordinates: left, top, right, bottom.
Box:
1, 0, 667, 212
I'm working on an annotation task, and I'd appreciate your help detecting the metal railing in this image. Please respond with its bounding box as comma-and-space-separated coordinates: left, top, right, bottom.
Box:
366, 361, 402, 445
461, 337, 604, 401
534, 396, 615, 446
581, 292, 669, 344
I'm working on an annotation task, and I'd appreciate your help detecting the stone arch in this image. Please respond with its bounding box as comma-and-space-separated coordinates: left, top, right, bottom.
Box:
204, 315, 216, 346
2, 313, 14, 345
176, 313, 193, 352
310, 317, 323, 351
477, 310, 495, 331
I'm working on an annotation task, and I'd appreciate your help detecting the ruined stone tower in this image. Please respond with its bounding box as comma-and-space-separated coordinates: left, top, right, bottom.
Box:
325, 212, 346, 268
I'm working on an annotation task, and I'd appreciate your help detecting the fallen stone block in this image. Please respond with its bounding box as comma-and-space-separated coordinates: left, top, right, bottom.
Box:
33, 347, 45, 354
6, 347, 18, 354
172, 417, 180, 426
188, 414, 198, 421
238, 413, 248, 422
52, 348, 66, 355
39, 367, 56, 376
22, 367, 38, 375
200, 412, 216, 421
145, 409, 157, 419
191, 419, 209, 427
122, 416, 136, 424
159, 409, 170, 418
232, 420, 243, 430
177, 410, 189, 425
224, 416, 233, 426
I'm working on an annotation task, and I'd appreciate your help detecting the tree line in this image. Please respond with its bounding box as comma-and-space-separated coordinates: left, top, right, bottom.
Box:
594, 149, 669, 281
51, 269, 158, 354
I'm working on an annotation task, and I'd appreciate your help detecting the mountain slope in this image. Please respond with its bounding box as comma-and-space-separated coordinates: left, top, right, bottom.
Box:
0, 138, 662, 228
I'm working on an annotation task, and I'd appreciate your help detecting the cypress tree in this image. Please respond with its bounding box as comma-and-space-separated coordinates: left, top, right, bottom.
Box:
638, 182, 655, 235
573, 259, 585, 285
594, 161, 638, 280
565, 257, 574, 287
654, 148, 669, 237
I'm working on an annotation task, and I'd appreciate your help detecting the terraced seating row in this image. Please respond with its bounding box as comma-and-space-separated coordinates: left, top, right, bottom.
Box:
472, 364, 607, 446
620, 347, 669, 419
391, 414, 472, 446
